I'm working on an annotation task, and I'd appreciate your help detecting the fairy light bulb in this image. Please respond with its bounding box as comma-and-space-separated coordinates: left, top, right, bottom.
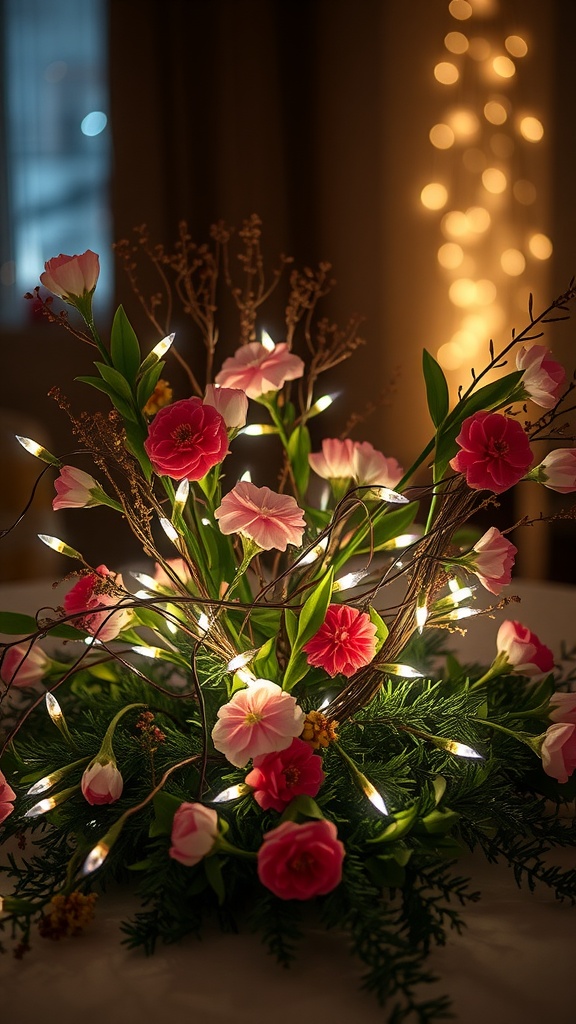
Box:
362, 779, 388, 815
241, 424, 277, 436
299, 536, 329, 566
333, 569, 368, 593
150, 334, 175, 359
197, 613, 210, 634
261, 330, 276, 352
416, 597, 428, 634
211, 783, 252, 803
226, 651, 256, 672
37, 534, 84, 560
15, 435, 61, 467
24, 796, 58, 818
46, 691, 63, 723
159, 517, 180, 543
27, 772, 60, 796
80, 841, 110, 877
310, 394, 334, 414
173, 479, 190, 514
372, 486, 409, 504
437, 738, 483, 759
240, 470, 252, 483
379, 664, 424, 679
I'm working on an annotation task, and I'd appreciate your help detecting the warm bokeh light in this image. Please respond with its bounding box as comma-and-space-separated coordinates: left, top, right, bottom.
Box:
466, 206, 491, 232
513, 179, 537, 204
449, 0, 472, 20
434, 62, 459, 85
449, 109, 479, 138
519, 116, 544, 142
450, 329, 482, 356
462, 147, 486, 172
500, 248, 526, 276
484, 100, 507, 124
420, 183, 448, 210
468, 37, 491, 61
441, 210, 469, 238
482, 167, 507, 193
444, 31, 469, 54
492, 55, 516, 79
449, 278, 478, 307
505, 35, 528, 58
429, 123, 455, 149
490, 133, 514, 158
437, 341, 465, 370
437, 242, 464, 269
528, 233, 553, 260
475, 279, 497, 305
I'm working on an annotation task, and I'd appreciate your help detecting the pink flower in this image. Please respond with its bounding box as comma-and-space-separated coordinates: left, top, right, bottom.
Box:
169, 802, 219, 866
352, 442, 403, 488
257, 819, 345, 900
204, 384, 248, 431
308, 438, 403, 490
53, 466, 101, 510
215, 342, 304, 400
1, 643, 49, 688
211, 680, 305, 768
144, 397, 229, 481
214, 481, 306, 551
153, 558, 192, 588
516, 344, 566, 409
63, 564, 131, 641
81, 761, 123, 805
532, 448, 576, 494
549, 692, 576, 725
245, 738, 325, 812
467, 527, 517, 595
303, 604, 377, 678
0, 769, 16, 825
40, 250, 100, 300
496, 620, 554, 676
540, 723, 576, 784
309, 439, 356, 481
449, 411, 533, 494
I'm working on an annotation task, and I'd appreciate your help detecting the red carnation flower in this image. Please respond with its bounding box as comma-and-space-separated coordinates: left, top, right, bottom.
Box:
303, 604, 377, 678
144, 397, 229, 480
449, 411, 533, 494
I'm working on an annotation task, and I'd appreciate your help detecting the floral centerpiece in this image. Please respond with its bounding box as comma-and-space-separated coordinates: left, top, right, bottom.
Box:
1, 218, 576, 1020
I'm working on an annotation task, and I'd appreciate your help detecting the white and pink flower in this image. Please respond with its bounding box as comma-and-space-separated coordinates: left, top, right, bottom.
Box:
169, 802, 219, 866
516, 344, 566, 409
204, 384, 248, 431
53, 466, 102, 510
496, 620, 554, 676
540, 723, 576, 784
308, 438, 403, 489
211, 680, 305, 768
214, 481, 306, 551
0, 769, 16, 825
215, 342, 304, 400
529, 448, 576, 494
549, 692, 576, 725
1, 643, 49, 688
40, 250, 100, 301
81, 761, 124, 806
466, 527, 517, 595
63, 565, 131, 642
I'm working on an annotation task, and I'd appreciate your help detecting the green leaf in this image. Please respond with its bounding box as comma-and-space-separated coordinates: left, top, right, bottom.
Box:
136, 362, 165, 412
368, 801, 420, 843
369, 606, 389, 653
287, 424, 311, 497
354, 502, 418, 554
110, 305, 141, 385
123, 420, 152, 480
252, 637, 279, 680
280, 794, 324, 822
204, 856, 226, 905
281, 649, 310, 692
295, 568, 334, 648
75, 375, 139, 423
0, 612, 38, 634
95, 362, 138, 409
150, 790, 183, 837
422, 349, 449, 428
284, 609, 299, 648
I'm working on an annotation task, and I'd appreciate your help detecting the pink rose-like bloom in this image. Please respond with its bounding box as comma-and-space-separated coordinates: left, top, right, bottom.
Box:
40, 250, 100, 300
211, 680, 305, 768
0, 769, 16, 825
169, 802, 219, 866
144, 397, 229, 481
516, 344, 566, 409
309, 438, 356, 481
204, 384, 248, 431
215, 342, 304, 400
549, 692, 576, 725
496, 620, 554, 676
535, 448, 576, 494
468, 526, 517, 595
540, 723, 576, 784
64, 564, 131, 642
53, 466, 101, 510
245, 737, 325, 812
352, 442, 403, 488
257, 819, 345, 900
81, 761, 123, 806
449, 411, 533, 494
1, 643, 49, 688
303, 604, 377, 678
214, 481, 306, 551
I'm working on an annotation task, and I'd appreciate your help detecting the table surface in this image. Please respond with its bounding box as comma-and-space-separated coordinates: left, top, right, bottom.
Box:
1, 577, 575, 1024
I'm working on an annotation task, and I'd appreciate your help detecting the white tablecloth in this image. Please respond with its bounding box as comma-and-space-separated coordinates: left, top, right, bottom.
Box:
1, 579, 575, 1024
